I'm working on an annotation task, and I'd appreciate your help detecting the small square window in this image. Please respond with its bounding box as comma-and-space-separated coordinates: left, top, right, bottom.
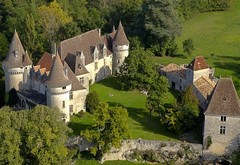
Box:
69, 92, 73, 100
221, 116, 226, 122
79, 77, 84, 84
62, 86, 66, 89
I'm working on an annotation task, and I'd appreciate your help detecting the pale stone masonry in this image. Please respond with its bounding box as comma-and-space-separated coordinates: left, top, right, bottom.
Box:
2, 22, 129, 122
160, 56, 216, 110
203, 78, 240, 154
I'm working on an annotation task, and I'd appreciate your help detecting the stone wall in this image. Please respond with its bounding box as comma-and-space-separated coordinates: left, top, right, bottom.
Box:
101, 139, 202, 164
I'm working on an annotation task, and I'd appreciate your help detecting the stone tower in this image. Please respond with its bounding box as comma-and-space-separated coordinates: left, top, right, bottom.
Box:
2, 30, 32, 92
44, 54, 72, 122
112, 21, 129, 74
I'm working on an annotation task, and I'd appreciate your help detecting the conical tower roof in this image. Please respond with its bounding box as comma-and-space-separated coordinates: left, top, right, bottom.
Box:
113, 21, 129, 45
44, 54, 71, 88
3, 30, 25, 68
22, 51, 32, 66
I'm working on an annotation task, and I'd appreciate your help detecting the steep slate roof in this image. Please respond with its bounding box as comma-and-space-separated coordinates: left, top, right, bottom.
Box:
59, 29, 103, 65
64, 53, 89, 76
187, 56, 209, 71
63, 62, 85, 91
113, 21, 129, 45
205, 78, 240, 116
44, 55, 71, 88
161, 63, 186, 79
194, 76, 216, 99
22, 51, 32, 66
3, 30, 32, 68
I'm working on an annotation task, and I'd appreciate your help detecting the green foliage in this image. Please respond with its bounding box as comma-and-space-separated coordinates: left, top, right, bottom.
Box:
117, 48, 155, 90
81, 102, 129, 156
183, 38, 195, 55
38, 0, 72, 42
146, 75, 169, 116
231, 145, 240, 165
143, 0, 181, 56
205, 136, 212, 149
161, 86, 200, 134
86, 91, 100, 113
0, 105, 72, 164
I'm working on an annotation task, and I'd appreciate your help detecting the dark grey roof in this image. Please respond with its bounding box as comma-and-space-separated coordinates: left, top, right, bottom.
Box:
22, 51, 32, 66
205, 78, 240, 116
63, 62, 86, 91
113, 21, 129, 46
64, 53, 89, 76
18, 89, 46, 105
44, 55, 72, 88
3, 30, 32, 68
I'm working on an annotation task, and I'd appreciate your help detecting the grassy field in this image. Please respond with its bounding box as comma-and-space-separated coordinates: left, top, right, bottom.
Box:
152, 0, 240, 93
69, 77, 178, 141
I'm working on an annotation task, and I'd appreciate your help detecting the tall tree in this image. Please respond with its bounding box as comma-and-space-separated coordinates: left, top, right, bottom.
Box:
81, 103, 129, 156
146, 75, 169, 117
143, 0, 181, 56
117, 48, 155, 90
38, 0, 72, 42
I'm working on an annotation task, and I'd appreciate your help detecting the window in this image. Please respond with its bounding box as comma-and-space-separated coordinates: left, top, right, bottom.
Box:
69, 105, 73, 113
95, 62, 98, 70
117, 59, 120, 64
220, 126, 226, 135
62, 101, 65, 108
69, 91, 73, 100
221, 116, 226, 122
180, 78, 182, 83
62, 86, 66, 89
104, 59, 106, 66
79, 77, 84, 84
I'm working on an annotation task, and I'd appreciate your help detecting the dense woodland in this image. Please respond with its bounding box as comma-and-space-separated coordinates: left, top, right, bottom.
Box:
0, 0, 233, 64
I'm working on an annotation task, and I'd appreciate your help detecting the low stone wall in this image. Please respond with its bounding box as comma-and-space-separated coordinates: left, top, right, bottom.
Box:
101, 139, 203, 164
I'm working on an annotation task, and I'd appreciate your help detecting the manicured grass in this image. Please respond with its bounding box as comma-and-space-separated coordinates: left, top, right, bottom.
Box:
152, 0, 240, 94
69, 77, 178, 141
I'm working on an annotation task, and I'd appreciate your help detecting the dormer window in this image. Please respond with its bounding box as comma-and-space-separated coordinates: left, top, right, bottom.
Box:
78, 64, 81, 69
14, 50, 18, 58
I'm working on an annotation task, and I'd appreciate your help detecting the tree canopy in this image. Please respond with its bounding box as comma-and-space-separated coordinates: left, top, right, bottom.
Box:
0, 105, 72, 164
81, 102, 129, 156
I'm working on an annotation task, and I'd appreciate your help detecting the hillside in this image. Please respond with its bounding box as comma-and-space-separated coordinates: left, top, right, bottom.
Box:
153, 0, 240, 93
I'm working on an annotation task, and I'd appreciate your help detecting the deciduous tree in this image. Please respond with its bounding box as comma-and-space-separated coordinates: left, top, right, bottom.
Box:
81, 102, 129, 156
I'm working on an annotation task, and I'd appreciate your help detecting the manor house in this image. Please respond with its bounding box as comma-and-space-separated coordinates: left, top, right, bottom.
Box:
160, 56, 216, 109
2, 21, 129, 122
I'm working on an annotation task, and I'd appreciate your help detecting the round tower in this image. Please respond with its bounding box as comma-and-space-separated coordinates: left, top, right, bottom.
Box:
112, 21, 129, 74
2, 30, 32, 92
44, 54, 72, 122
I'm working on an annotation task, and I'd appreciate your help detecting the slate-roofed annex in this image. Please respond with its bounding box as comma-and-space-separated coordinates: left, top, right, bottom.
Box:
2, 30, 32, 68
187, 56, 209, 71
205, 78, 240, 116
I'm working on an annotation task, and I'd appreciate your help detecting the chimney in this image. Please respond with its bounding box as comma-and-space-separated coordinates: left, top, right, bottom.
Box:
98, 29, 101, 37
51, 43, 57, 56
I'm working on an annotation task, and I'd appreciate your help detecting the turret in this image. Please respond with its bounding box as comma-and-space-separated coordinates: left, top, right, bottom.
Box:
44, 54, 72, 122
2, 30, 32, 92
112, 21, 129, 74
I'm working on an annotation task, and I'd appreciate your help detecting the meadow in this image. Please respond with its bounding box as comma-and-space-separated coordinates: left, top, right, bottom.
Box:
153, 0, 240, 93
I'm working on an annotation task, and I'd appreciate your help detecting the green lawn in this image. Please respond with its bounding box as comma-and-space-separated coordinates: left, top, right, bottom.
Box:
152, 0, 240, 93
69, 77, 178, 141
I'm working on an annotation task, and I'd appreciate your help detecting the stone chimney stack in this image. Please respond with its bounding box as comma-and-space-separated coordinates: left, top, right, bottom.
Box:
51, 43, 57, 56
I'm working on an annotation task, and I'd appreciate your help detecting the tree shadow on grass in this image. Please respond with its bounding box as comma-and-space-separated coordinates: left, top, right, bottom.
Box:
126, 107, 178, 140
171, 53, 187, 59
68, 122, 91, 136
214, 61, 240, 77
217, 55, 240, 61
96, 76, 122, 91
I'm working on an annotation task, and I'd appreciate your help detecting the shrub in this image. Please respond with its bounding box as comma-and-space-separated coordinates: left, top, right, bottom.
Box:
205, 136, 212, 149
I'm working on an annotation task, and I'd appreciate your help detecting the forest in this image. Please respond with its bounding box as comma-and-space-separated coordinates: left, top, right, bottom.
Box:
0, 0, 233, 65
